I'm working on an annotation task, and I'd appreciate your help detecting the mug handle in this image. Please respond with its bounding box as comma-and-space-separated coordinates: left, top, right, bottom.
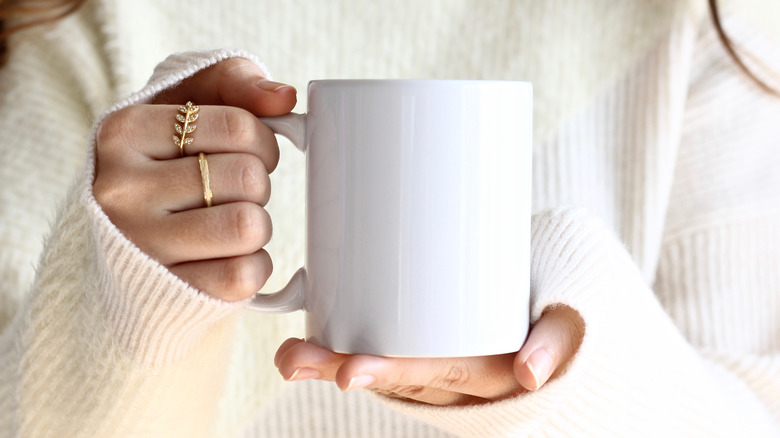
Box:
246, 113, 307, 313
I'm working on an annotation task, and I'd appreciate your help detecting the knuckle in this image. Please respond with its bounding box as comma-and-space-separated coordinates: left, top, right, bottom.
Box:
232, 204, 271, 248
233, 204, 261, 243
235, 155, 270, 204
432, 361, 470, 390
386, 385, 427, 399
549, 305, 586, 353
220, 257, 259, 300
96, 106, 142, 158
93, 173, 136, 221
257, 127, 281, 173
219, 109, 256, 147
92, 177, 124, 212
564, 319, 585, 354
218, 57, 254, 78
371, 388, 396, 397
257, 250, 273, 284
93, 182, 159, 260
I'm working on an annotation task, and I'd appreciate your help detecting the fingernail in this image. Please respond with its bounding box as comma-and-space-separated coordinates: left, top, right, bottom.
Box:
344, 375, 376, 392
257, 80, 295, 93
525, 349, 554, 390
286, 367, 320, 381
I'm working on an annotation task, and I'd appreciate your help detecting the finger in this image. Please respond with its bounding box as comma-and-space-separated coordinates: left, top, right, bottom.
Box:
148, 153, 271, 212
274, 337, 305, 368
514, 305, 585, 391
275, 339, 348, 382
273, 340, 487, 406
135, 202, 272, 265
152, 57, 297, 116
370, 385, 476, 407
333, 353, 522, 401
169, 249, 272, 302
100, 104, 280, 170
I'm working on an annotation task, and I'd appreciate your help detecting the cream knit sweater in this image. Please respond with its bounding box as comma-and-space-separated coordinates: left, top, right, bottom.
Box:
1, 0, 778, 437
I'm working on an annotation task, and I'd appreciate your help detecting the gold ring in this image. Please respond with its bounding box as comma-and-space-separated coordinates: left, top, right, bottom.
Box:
198, 152, 213, 207
173, 101, 199, 156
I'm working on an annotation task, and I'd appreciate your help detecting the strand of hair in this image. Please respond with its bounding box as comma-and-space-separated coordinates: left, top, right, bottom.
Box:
709, 0, 780, 97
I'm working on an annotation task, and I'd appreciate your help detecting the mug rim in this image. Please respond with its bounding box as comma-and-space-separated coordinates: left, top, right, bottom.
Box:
308, 78, 532, 87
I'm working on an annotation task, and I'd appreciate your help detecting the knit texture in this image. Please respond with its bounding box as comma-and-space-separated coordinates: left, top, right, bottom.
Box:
1, 0, 778, 437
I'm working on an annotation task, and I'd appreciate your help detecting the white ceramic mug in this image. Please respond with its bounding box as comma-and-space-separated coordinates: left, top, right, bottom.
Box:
250, 80, 532, 357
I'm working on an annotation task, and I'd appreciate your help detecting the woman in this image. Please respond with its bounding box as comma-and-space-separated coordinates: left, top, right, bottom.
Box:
1, 0, 778, 436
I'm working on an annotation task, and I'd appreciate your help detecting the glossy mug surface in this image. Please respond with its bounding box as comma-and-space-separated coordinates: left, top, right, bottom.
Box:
250, 80, 532, 357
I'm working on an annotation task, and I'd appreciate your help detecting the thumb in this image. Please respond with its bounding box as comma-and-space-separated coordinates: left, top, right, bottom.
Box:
513, 305, 585, 390
153, 57, 297, 116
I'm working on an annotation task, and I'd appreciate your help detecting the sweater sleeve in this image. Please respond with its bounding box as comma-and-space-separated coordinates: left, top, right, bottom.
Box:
371, 5, 780, 436
376, 207, 778, 437
0, 49, 271, 437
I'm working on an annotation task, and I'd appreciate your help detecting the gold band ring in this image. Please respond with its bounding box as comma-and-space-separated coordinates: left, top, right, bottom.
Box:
173, 101, 199, 156
198, 152, 213, 208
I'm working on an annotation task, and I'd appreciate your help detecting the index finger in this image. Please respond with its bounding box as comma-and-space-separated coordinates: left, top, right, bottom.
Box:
334, 353, 523, 400
152, 57, 297, 116
274, 338, 349, 382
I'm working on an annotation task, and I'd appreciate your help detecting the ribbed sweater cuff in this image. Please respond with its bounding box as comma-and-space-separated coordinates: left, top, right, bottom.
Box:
81, 49, 270, 368
377, 207, 775, 437
86, 197, 245, 368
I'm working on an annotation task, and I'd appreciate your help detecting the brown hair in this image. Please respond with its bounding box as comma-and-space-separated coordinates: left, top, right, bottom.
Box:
0, 0, 777, 95
0, 0, 87, 65
708, 0, 780, 97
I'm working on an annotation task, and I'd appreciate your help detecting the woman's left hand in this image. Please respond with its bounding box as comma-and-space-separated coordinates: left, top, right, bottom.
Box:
274, 305, 585, 406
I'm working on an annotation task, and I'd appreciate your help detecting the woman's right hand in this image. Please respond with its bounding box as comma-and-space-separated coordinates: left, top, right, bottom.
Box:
93, 58, 297, 302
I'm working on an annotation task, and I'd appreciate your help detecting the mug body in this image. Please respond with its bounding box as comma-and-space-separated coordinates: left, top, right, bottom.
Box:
303, 80, 532, 357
